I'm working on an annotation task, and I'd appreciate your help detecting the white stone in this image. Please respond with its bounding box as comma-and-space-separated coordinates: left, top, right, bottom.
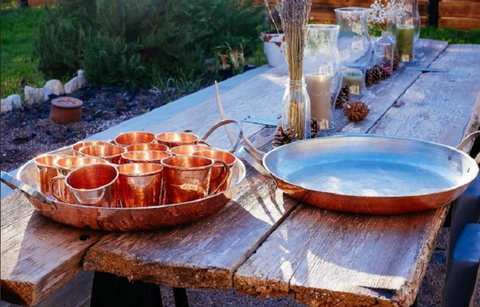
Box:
1, 99, 13, 113
25, 86, 48, 105
7, 94, 23, 109
44, 79, 64, 95
65, 75, 86, 94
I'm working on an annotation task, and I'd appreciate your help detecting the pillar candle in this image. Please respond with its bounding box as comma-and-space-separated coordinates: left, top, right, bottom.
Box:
396, 24, 415, 62
342, 68, 364, 96
306, 73, 331, 129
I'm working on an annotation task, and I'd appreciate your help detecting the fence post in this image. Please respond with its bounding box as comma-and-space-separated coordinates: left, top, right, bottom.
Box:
428, 0, 439, 27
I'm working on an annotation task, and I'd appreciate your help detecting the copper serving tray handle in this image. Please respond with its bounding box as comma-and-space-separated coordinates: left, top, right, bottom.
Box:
243, 131, 479, 215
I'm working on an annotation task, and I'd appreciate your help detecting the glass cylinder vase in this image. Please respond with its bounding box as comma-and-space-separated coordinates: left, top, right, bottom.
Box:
281, 78, 311, 140
374, 31, 394, 74
303, 24, 341, 132
335, 7, 372, 97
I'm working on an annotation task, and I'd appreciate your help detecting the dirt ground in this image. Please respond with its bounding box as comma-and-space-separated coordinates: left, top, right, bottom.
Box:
0, 84, 178, 172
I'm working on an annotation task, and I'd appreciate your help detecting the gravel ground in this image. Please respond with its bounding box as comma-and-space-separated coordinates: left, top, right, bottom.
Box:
155, 228, 479, 307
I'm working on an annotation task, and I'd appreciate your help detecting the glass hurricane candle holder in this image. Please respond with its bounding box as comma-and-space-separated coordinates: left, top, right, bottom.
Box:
304, 24, 342, 132
389, 0, 420, 44
335, 7, 372, 97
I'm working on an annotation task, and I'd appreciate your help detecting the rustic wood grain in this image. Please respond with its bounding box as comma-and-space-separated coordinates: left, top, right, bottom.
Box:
1, 272, 93, 307
0, 192, 102, 306
83, 166, 298, 289
439, 1, 480, 18
335, 39, 448, 134
236, 206, 448, 307
438, 17, 480, 30
234, 44, 480, 307
369, 44, 480, 146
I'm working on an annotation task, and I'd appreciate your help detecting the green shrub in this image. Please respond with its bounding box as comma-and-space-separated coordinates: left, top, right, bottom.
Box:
35, 0, 267, 89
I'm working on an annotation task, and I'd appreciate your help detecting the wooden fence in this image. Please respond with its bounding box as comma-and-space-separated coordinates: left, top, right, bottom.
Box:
26, 0, 480, 30
262, 0, 480, 30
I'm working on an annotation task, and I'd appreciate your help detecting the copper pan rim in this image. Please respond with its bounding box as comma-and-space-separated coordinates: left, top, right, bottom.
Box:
263, 134, 479, 200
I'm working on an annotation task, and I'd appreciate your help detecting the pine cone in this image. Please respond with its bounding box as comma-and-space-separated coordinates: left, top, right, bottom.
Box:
273, 126, 298, 147
334, 85, 350, 109
343, 100, 369, 122
311, 117, 320, 138
393, 49, 400, 70
365, 65, 390, 87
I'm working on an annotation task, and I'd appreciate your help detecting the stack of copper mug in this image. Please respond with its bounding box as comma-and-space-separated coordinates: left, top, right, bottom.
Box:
34, 131, 237, 208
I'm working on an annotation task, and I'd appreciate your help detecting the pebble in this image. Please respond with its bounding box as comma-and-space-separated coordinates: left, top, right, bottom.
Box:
44, 79, 65, 95
65, 70, 87, 94
1, 99, 13, 113
24, 86, 50, 105
7, 94, 23, 109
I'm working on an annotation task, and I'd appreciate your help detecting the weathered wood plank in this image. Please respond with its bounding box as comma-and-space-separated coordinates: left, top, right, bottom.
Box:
236, 206, 448, 307
335, 39, 448, 134
234, 44, 480, 307
0, 192, 102, 306
369, 44, 480, 146
439, 1, 480, 18
1, 272, 93, 307
83, 166, 298, 289
438, 17, 480, 30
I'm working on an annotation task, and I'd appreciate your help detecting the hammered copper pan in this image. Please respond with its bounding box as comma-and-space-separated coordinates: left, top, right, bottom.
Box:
243, 132, 479, 214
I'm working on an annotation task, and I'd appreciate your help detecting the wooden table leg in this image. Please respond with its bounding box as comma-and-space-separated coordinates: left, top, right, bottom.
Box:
173, 287, 190, 307
91, 272, 163, 307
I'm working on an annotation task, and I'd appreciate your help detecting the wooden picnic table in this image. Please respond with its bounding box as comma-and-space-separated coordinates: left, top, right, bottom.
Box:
2, 39, 480, 307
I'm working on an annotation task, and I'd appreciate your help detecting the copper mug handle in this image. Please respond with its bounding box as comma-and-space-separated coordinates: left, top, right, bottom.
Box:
209, 159, 231, 195
50, 175, 68, 202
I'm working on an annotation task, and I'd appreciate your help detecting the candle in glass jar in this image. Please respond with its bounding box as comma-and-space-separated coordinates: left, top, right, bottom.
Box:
342, 68, 364, 95
396, 24, 415, 62
306, 73, 331, 129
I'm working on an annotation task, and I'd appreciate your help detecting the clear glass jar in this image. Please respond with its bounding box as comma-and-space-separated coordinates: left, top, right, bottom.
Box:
374, 31, 394, 74
303, 24, 341, 132
281, 78, 311, 140
335, 7, 372, 97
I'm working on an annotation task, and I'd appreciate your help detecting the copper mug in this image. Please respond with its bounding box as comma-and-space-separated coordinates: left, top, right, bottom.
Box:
115, 131, 156, 147
161, 156, 230, 204
79, 144, 126, 164
54, 156, 109, 203
34, 155, 62, 195
121, 150, 171, 164
193, 149, 236, 192
170, 144, 211, 156
126, 143, 169, 152
156, 132, 210, 148
50, 164, 118, 207
72, 140, 112, 156
116, 163, 164, 207
55, 156, 109, 175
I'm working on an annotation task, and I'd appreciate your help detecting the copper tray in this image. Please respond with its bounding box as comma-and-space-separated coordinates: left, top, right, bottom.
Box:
14, 147, 246, 231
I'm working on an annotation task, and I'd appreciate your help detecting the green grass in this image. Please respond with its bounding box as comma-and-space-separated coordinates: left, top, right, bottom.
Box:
1, 6, 48, 97
420, 26, 480, 44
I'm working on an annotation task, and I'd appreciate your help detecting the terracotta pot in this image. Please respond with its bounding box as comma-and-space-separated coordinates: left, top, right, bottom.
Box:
50, 97, 83, 124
